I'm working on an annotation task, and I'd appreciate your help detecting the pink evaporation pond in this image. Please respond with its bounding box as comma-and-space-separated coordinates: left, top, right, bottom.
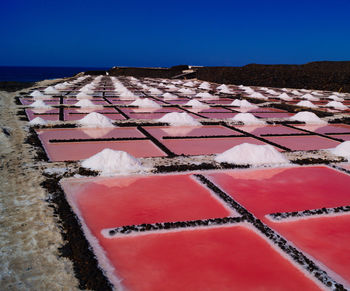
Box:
61, 174, 233, 230
205, 166, 350, 220
234, 124, 305, 136
105, 98, 135, 105
197, 112, 238, 119
269, 214, 350, 286
248, 107, 287, 113
20, 98, 60, 105
202, 98, 234, 105
119, 107, 188, 120
163, 99, 190, 105
63, 108, 126, 121
330, 135, 350, 141
143, 125, 244, 139
37, 128, 165, 161
63, 99, 109, 105
25, 109, 59, 121
98, 225, 322, 291
294, 124, 350, 134
252, 112, 294, 118
264, 135, 340, 151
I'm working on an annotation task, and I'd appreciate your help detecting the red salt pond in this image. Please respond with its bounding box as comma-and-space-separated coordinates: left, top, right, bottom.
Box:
328, 135, 350, 141
268, 214, 350, 287
294, 124, 350, 134
37, 127, 166, 161
79, 224, 323, 290
61, 174, 234, 230
205, 166, 350, 220
264, 135, 340, 151
26, 109, 59, 121
234, 124, 305, 136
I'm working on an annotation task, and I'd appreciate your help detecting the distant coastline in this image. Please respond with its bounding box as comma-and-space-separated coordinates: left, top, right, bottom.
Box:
0, 66, 109, 82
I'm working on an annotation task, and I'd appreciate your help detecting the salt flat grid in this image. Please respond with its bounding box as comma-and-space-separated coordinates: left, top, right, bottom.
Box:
19, 74, 350, 290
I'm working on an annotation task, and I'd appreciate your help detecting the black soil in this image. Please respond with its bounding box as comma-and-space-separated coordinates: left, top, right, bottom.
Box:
0, 81, 35, 92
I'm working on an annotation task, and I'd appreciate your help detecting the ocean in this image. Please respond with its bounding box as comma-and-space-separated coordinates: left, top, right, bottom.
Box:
0, 66, 109, 82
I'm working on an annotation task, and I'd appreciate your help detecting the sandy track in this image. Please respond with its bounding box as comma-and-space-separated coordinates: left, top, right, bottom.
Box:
0, 81, 79, 290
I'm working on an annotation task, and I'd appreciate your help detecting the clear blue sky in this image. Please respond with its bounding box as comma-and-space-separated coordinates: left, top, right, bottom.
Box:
1, 0, 349, 67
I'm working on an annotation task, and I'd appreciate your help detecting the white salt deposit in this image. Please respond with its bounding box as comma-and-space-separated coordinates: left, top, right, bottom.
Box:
30, 90, 45, 98
328, 141, 350, 161
157, 112, 201, 126
301, 93, 319, 101
311, 91, 323, 96
296, 100, 318, 108
328, 95, 344, 101
217, 84, 228, 90
219, 87, 232, 94
249, 92, 268, 100
291, 90, 303, 96
129, 98, 161, 108
54, 83, 67, 89
266, 89, 278, 95
196, 92, 217, 99
75, 99, 99, 108
162, 92, 178, 100
325, 101, 348, 110
78, 112, 115, 128
30, 100, 52, 108
215, 143, 289, 165
231, 113, 266, 125
81, 149, 145, 176
289, 111, 327, 124
278, 93, 293, 101
184, 81, 195, 87
29, 117, 48, 126
244, 87, 255, 94
199, 82, 211, 90
79, 88, 94, 94
185, 99, 210, 108
149, 88, 162, 95
118, 90, 138, 100
165, 84, 178, 90
44, 86, 59, 94
76, 92, 93, 100
231, 99, 258, 108
178, 88, 196, 94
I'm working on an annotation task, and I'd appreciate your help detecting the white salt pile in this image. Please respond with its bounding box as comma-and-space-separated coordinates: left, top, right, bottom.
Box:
328, 95, 344, 102
80, 88, 94, 94
291, 90, 303, 96
325, 101, 348, 110
54, 83, 67, 89
266, 89, 278, 95
301, 93, 319, 101
78, 112, 115, 128
231, 113, 266, 125
196, 92, 217, 99
185, 99, 210, 109
29, 117, 48, 126
76, 92, 93, 100
199, 82, 211, 90
149, 88, 162, 95
249, 92, 268, 100
231, 99, 258, 108
244, 87, 255, 94
30, 90, 45, 98
328, 141, 350, 161
30, 100, 52, 108
75, 99, 100, 108
129, 98, 161, 108
278, 93, 293, 101
157, 112, 201, 126
118, 90, 138, 100
165, 84, 178, 90
311, 91, 323, 96
44, 86, 59, 94
217, 84, 228, 90
289, 111, 327, 124
162, 92, 178, 100
178, 88, 196, 94
184, 81, 195, 87
215, 143, 289, 165
219, 87, 232, 94
81, 149, 145, 176
296, 100, 318, 108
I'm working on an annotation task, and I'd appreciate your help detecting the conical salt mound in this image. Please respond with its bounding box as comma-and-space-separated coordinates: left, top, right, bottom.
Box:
76, 92, 93, 100
81, 149, 145, 175
29, 117, 48, 126
296, 100, 318, 108
328, 141, 350, 161
231, 99, 257, 108
185, 99, 210, 108
289, 111, 327, 124
162, 92, 178, 100
30, 100, 52, 108
196, 92, 217, 99
157, 112, 201, 126
44, 86, 59, 94
129, 98, 161, 108
278, 93, 293, 101
78, 112, 115, 128
30, 90, 45, 98
215, 143, 289, 165
75, 99, 98, 107
231, 113, 266, 125
325, 101, 348, 110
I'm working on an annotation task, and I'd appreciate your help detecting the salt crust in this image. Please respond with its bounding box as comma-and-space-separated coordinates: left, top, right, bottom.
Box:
81, 148, 145, 175
231, 113, 266, 125
77, 112, 115, 128
215, 143, 289, 165
129, 98, 161, 108
289, 111, 327, 124
157, 112, 201, 126
329, 141, 350, 161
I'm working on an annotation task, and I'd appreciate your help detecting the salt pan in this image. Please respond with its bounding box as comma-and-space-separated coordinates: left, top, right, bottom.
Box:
215, 143, 289, 165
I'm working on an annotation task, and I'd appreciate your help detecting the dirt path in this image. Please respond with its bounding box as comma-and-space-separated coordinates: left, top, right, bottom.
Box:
0, 84, 79, 290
